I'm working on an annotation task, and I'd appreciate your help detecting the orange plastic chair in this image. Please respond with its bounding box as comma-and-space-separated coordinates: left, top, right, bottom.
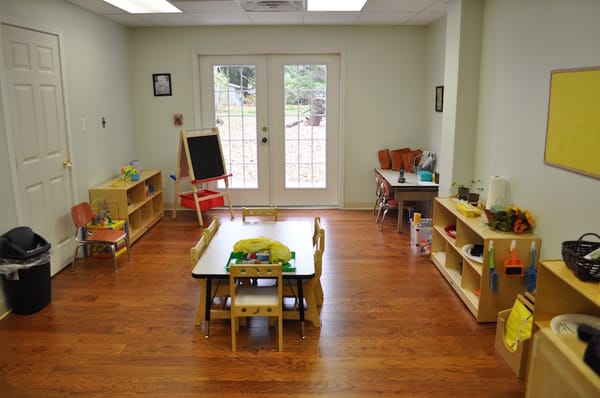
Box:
71, 202, 131, 272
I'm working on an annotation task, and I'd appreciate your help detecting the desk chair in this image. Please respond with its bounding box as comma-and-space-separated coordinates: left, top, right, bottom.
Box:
190, 233, 209, 326
375, 179, 399, 231
374, 175, 385, 216
190, 231, 231, 334
283, 216, 324, 303
204, 216, 220, 242
241, 207, 278, 222
71, 201, 131, 272
280, 218, 324, 337
311, 217, 325, 306
229, 263, 283, 352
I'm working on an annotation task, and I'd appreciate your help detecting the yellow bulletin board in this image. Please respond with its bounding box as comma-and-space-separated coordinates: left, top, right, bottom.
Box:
544, 67, 600, 179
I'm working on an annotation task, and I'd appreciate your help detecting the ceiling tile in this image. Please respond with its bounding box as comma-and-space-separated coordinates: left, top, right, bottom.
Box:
363, 0, 438, 12
172, 1, 243, 13
304, 12, 359, 25
356, 12, 414, 25
247, 12, 305, 25
407, 11, 446, 25
190, 12, 253, 25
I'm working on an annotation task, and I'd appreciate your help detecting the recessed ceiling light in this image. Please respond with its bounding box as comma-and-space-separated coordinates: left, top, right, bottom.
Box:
307, 0, 367, 12
103, 0, 181, 14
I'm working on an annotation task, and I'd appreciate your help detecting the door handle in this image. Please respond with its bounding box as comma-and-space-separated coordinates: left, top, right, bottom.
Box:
63, 160, 72, 168
261, 137, 268, 143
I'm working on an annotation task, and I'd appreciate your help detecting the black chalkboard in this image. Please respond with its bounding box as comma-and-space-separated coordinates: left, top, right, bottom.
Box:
179, 129, 227, 182
187, 134, 225, 180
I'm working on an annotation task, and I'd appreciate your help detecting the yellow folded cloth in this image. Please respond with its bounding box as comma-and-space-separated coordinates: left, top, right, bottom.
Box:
233, 237, 291, 263
504, 298, 533, 352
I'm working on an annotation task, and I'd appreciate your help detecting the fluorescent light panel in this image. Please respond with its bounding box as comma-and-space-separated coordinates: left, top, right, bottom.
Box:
307, 0, 367, 12
103, 0, 181, 13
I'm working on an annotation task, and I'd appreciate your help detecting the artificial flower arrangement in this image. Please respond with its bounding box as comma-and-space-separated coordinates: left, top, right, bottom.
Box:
485, 204, 535, 234
120, 165, 140, 181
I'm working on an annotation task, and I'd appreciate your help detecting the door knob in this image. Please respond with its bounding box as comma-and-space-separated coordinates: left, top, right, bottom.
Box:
63, 160, 72, 168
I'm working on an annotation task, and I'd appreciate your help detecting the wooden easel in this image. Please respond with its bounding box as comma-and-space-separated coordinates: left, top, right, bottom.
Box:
172, 128, 234, 225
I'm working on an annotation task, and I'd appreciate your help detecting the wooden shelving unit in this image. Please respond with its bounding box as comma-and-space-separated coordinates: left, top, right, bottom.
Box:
89, 170, 164, 244
526, 260, 600, 397
430, 197, 541, 322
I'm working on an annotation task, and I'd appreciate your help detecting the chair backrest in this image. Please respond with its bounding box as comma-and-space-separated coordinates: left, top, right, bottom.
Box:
315, 227, 325, 255
375, 175, 384, 196
204, 216, 220, 241
314, 229, 324, 278
190, 233, 208, 269
312, 216, 321, 248
380, 179, 393, 199
241, 207, 278, 222
71, 202, 94, 228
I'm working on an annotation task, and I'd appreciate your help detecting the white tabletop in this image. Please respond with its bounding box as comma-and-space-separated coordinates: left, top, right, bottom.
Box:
191, 221, 315, 279
375, 168, 438, 188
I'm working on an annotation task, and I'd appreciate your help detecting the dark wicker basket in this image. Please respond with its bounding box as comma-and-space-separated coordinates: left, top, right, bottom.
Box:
562, 233, 600, 282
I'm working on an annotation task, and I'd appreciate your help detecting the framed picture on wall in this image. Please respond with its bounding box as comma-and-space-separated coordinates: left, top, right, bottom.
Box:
435, 85, 444, 112
153, 73, 172, 96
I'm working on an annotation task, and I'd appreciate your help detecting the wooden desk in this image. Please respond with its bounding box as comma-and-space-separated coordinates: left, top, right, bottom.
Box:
191, 221, 318, 338
375, 168, 439, 232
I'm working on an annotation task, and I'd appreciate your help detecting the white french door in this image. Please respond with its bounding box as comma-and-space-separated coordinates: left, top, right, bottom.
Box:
198, 54, 340, 207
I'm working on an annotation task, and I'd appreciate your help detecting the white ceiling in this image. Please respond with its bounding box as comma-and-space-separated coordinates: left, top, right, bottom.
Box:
65, 0, 448, 27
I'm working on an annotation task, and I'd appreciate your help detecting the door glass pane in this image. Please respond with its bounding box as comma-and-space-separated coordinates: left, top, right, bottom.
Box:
284, 64, 327, 188
214, 65, 257, 188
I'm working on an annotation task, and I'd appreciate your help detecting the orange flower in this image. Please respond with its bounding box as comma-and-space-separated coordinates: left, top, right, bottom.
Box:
513, 219, 525, 233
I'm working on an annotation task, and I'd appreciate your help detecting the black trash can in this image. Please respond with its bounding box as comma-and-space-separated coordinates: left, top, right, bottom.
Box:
0, 226, 52, 315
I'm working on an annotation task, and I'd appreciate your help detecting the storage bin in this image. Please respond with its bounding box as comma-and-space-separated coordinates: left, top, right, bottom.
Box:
494, 309, 530, 378
410, 218, 432, 256
180, 190, 224, 211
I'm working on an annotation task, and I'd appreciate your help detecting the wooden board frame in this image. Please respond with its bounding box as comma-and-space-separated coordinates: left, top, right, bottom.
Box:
172, 128, 234, 225
544, 66, 600, 180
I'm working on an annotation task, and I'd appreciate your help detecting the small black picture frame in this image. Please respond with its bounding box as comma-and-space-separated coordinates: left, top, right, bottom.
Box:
153, 73, 172, 96
435, 85, 444, 112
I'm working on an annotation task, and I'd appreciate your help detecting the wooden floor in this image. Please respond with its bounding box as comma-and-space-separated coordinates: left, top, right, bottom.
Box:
0, 209, 526, 397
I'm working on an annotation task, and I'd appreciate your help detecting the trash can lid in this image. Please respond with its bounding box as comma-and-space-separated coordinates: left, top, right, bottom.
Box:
4, 227, 36, 251
1, 226, 50, 259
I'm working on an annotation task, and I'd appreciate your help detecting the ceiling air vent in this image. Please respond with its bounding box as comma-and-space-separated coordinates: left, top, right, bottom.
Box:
239, 0, 304, 12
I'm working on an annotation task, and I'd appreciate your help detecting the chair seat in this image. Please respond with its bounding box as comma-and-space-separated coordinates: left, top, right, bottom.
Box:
87, 229, 127, 242
386, 199, 399, 208
235, 287, 280, 306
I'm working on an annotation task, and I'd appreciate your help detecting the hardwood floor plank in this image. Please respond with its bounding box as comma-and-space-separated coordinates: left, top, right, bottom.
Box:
0, 209, 525, 397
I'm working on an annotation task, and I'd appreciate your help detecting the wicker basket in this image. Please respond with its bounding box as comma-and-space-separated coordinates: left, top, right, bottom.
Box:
561, 233, 600, 282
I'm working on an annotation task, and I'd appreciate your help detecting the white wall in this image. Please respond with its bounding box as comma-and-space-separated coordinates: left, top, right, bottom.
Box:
424, 17, 446, 161
129, 26, 429, 209
474, 0, 600, 258
0, 0, 136, 315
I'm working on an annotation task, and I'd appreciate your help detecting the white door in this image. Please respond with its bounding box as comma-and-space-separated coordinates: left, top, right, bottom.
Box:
199, 54, 340, 206
2, 23, 74, 275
